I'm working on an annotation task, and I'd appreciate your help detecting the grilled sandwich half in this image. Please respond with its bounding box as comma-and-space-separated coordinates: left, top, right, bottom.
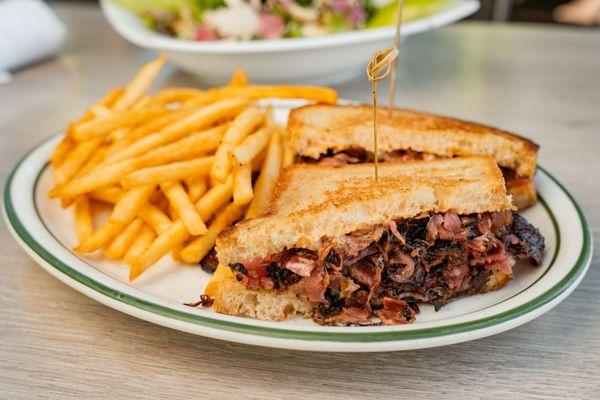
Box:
208, 157, 545, 325
288, 104, 539, 209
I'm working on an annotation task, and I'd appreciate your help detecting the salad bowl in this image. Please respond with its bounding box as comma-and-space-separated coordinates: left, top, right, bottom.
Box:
101, 0, 479, 85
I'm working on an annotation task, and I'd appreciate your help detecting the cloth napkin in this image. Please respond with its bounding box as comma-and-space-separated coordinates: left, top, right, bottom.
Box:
0, 0, 66, 83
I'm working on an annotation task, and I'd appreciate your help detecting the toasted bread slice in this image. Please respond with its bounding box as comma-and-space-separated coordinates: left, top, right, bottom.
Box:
288, 104, 539, 180
216, 156, 512, 266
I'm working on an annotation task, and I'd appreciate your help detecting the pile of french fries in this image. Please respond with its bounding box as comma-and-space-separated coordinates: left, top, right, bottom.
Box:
48, 55, 337, 280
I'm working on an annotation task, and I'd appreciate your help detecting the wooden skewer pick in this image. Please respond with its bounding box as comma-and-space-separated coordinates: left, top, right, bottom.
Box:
366, 0, 405, 181
367, 47, 399, 182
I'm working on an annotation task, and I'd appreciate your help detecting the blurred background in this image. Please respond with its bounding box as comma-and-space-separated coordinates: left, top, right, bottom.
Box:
52, 0, 600, 25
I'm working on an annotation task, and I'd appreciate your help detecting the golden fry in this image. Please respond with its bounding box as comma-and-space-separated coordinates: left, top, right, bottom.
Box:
109, 127, 130, 142
228, 69, 249, 87
184, 177, 208, 202
73, 196, 93, 245
112, 55, 167, 112
72, 109, 165, 142
98, 87, 125, 108
75, 221, 126, 253
230, 126, 273, 166
211, 107, 264, 182
187, 85, 338, 105
180, 203, 244, 264
113, 107, 189, 148
246, 128, 283, 218
161, 181, 207, 235
147, 88, 204, 107
121, 157, 213, 189
106, 98, 247, 163
76, 147, 108, 178
104, 218, 144, 259
129, 220, 189, 280
131, 96, 152, 110
88, 186, 125, 204
124, 224, 156, 265
110, 185, 155, 224
196, 175, 233, 221
90, 105, 111, 118
137, 204, 172, 234
50, 135, 75, 166
233, 163, 253, 205
135, 125, 226, 167
52, 138, 103, 186
50, 158, 142, 199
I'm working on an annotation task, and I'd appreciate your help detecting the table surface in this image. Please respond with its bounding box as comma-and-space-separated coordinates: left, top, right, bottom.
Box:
1, 3, 599, 399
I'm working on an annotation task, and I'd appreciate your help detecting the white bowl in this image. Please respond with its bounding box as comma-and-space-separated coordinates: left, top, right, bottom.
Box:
100, 0, 479, 85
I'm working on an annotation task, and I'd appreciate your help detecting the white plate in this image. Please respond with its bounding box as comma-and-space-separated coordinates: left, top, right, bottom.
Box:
3, 100, 592, 352
99, 0, 480, 85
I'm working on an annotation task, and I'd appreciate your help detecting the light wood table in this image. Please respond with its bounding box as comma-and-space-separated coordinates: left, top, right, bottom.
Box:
1, 3, 599, 399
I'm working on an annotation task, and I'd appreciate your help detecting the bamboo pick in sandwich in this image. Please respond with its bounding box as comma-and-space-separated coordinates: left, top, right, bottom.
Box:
366, 47, 399, 182
366, 0, 404, 181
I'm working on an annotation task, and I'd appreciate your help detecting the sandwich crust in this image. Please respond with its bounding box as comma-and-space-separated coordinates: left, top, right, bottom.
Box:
288, 104, 539, 179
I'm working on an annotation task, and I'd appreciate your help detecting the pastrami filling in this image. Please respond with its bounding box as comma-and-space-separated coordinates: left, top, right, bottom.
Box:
228, 211, 544, 326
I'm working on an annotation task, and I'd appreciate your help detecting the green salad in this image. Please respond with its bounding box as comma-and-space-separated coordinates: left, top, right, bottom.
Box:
113, 0, 451, 41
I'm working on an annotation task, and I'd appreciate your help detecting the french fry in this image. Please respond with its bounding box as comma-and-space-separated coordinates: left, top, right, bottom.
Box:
75, 221, 126, 253
137, 204, 172, 234
110, 185, 155, 223
90, 105, 111, 118
98, 87, 125, 108
184, 176, 208, 202
50, 135, 75, 166
73, 196, 93, 245
112, 55, 167, 112
134, 125, 226, 167
147, 88, 204, 107
250, 149, 267, 171
52, 138, 103, 186
50, 158, 143, 199
233, 163, 253, 205
180, 203, 245, 264
123, 224, 156, 265
129, 220, 189, 280
104, 218, 144, 259
265, 105, 275, 126
211, 107, 264, 182
76, 147, 108, 178
161, 181, 207, 235
110, 107, 188, 150
246, 128, 283, 218
121, 157, 213, 189
132, 96, 152, 110
72, 108, 165, 142
228, 69, 249, 87
187, 85, 338, 105
196, 175, 234, 221
109, 127, 130, 142
230, 126, 273, 166
106, 98, 248, 163
88, 186, 125, 204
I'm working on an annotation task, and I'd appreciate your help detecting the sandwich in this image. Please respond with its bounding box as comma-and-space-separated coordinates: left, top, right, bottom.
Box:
207, 157, 545, 325
287, 104, 539, 209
